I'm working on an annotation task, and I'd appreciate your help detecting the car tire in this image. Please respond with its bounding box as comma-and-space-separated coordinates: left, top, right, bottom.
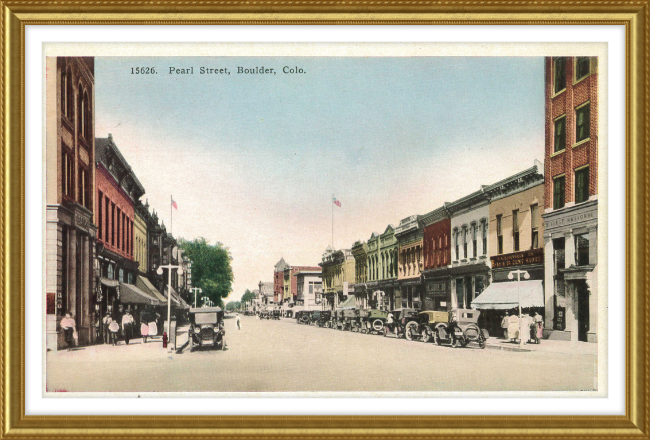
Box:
405, 322, 417, 341
422, 327, 432, 343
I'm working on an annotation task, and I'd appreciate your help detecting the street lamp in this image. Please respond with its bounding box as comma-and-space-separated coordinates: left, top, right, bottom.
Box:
156, 261, 184, 353
508, 269, 530, 347
190, 287, 202, 308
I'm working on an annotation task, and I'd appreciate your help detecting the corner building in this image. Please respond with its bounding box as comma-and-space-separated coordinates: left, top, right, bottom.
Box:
542, 56, 599, 343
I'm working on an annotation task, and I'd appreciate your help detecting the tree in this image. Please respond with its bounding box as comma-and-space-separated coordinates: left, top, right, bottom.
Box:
178, 237, 233, 308
240, 289, 255, 311
225, 301, 241, 312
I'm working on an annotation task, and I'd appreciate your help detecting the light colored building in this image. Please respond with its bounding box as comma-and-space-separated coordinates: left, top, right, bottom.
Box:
542, 56, 599, 343
395, 215, 425, 310
45, 56, 97, 350
134, 205, 148, 276
294, 270, 323, 310
319, 247, 356, 310
258, 281, 274, 308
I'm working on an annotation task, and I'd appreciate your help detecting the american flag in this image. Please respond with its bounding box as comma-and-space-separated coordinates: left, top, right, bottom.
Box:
332, 196, 341, 207
171, 197, 178, 210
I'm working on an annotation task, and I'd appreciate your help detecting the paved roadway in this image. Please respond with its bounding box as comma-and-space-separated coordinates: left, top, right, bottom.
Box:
46, 315, 597, 393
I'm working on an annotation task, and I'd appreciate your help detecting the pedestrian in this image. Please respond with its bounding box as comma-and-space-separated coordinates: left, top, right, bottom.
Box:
534, 310, 544, 343
236, 313, 241, 330
60, 312, 77, 350
108, 318, 120, 345
507, 310, 520, 342
121, 309, 134, 345
102, 312, 112, 344
500, 313, 509, 339
141, 319, 150, 343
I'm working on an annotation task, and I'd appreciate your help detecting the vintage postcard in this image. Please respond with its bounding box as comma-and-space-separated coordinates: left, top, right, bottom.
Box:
43, 43, 607, 396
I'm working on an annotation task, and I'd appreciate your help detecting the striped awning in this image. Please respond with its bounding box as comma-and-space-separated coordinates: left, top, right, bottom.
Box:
119, 282, 161, 305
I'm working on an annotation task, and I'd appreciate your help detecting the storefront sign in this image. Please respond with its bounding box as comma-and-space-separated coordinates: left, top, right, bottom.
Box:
544, 210, 596, 229
491, 248, 543, 269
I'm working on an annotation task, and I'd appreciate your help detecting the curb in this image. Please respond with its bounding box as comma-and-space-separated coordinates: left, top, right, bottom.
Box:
486, 344, 532, 353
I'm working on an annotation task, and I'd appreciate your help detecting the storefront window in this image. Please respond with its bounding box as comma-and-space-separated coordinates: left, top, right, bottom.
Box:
107, 264, 114, 280
118, 268, 124, 283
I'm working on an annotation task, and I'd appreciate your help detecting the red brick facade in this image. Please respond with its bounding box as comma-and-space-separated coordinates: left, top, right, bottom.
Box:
423, 218, 451, 270
95, 164, 135, 261
544, 57, 598, 209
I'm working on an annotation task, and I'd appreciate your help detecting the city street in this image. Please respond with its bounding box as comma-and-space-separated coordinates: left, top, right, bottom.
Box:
46, 316, 598, 393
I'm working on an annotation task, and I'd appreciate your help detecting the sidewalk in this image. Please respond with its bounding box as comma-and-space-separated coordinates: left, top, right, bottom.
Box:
486, 336, 597, 355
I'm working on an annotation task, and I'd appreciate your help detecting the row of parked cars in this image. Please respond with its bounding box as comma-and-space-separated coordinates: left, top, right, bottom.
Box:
293, 307, 489, 349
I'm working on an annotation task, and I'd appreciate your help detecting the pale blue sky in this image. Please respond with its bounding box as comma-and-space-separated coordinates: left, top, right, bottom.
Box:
95, 57, 545, 301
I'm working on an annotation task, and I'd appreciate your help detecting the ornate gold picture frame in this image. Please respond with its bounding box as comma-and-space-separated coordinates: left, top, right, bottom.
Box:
1, 2, 647, 438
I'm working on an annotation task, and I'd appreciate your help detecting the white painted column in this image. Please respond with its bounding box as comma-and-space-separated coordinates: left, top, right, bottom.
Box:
543, 234, 555, 330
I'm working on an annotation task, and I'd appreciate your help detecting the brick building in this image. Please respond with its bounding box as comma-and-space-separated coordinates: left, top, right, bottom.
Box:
273, 257, 290, 303
542, 56, 599, 343
421, 207, 452, 311
45, 56, 97, 350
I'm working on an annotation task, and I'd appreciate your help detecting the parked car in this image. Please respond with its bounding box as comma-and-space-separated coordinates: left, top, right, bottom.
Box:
404, 310, 448, 342
359, 309, 390, 335
188, 307, 226, 351
272, 310, 281, 320
386, 308, 418, 338
435, 308, 488, 349
342, 308, 359, 331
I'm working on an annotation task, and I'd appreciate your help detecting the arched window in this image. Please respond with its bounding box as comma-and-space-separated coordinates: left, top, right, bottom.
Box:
78, 83, 84, 138
83, 90, 90, 140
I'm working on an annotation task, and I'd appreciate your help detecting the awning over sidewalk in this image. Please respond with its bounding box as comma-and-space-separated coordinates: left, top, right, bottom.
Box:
100, 277, 119, 288
136, 275, 167, 303
471, 280, 544, 310
119, 282, 161, 305
337, 295, 356, 310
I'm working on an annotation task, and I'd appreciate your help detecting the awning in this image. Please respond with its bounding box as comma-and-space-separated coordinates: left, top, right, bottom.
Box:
162, 286, 181, 306
471, 280, 544, 310
136, 276, 167, 303
337, 295, 356, 310
119, 282, 161, 305
100, 277, 119, 288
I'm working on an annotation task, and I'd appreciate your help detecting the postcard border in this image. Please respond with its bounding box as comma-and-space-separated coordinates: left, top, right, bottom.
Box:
2, 2, 647, 438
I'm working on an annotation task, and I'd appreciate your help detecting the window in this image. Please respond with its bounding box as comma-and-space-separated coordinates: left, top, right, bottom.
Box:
105, 198, 110, 243
454, 230, 459, 261
97, 191, 103, 241
512, 210, 519, 252
472, 224, 477, 258
482, 221, 487, 255
575, 234, 590, 266
462, 226, 468, 259
78, 167, 90, 209
553, 176, 565, 209
61, 146, 74, 199
576, 57, 590, 81
531, 204, 539, 249
554, 116, 566, 153
111, 203, 116, 247
575, 166, 590, 204
576, 103, 591, 143
118, 269, 124, 283
553, 57, 566, 94
496, 215, 503, 255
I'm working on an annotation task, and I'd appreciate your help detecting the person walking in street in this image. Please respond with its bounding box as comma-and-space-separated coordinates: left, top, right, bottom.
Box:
108, 318, 120, 345
121, 309, 134, 345
60, 312, 77, 350
533, 310, 544, 343
236, 313, 241, 330
507, 310, 520, 343
102, 313, 113, 344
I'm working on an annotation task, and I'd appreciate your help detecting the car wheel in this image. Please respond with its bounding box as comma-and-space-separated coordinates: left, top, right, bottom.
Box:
405, 322, 417, 341
422, 327, 432, 343
479, 335, 487, 349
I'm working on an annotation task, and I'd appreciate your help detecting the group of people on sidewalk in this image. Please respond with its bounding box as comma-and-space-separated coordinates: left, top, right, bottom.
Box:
101, 309, 159, 346
500, 309, 544, 344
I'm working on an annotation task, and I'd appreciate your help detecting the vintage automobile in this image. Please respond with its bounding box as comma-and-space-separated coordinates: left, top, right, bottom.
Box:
404, 310, 448, 342
188, 307, 226, 351
359, 309, 390, 335
384, 308, 418, 338
295, 310, 309, 324
311, 310, 322, 326
259, 310, 270, 320
342, 308, 359, 331
318, 310, 333, 328
272, 310, 281, 320
435, 308, 488, 349
333, 310, 346, 330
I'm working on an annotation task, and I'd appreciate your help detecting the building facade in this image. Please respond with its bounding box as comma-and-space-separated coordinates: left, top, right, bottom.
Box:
273, 258, 290, 303
542, 56, 599, 343
258, 281, 274, 307
319, 248, 356, 310
94, 134, 145, 322
365, 226, 399, 310
45, 56, 97, 350
421, 207, 452, 311
395, 215, 425, 310
294, 270, 323, 310
133, 201, 149, 276
448, 190, 491, 310
351, 240, 368, 308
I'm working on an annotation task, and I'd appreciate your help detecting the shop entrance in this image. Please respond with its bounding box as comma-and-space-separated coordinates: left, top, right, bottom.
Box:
577, 281, 590, 342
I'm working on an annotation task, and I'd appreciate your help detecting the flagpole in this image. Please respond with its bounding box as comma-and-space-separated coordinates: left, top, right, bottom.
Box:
331, 194, 334, 249
170, 195, 173, 236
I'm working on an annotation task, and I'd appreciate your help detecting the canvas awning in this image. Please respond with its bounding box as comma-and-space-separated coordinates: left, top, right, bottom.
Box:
162, 286, 181, 306
136, 276, 167, 303
119, 282, 161, 305
337, 295, 356, 310
100, 277, 119, 288
471, 280, 544, 310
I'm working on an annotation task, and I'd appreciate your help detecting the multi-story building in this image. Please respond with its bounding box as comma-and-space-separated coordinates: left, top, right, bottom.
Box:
319, 247, 356, 310
133, 200, 149, 277
45, 56, 97, 350
294, 269, 323, 310
448, 189, 491, 310
542, 56, 598, 343
421, 207, 452, 311
273, 257, 290, 303
258, 281, 274, 308
351, 240, 368, 308
365, 226, 399, 310
95, 134, 155, 323
282, 264, 321, 307
472, 164, 545, 335
395, 215, 425, 310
